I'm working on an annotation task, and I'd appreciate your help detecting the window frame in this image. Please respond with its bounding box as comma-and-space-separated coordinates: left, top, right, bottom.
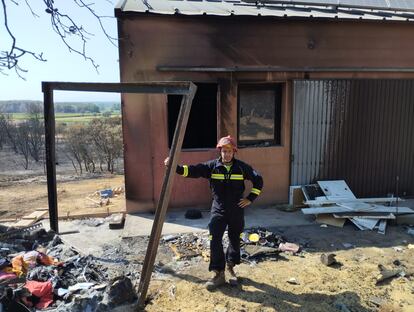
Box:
237, 83, 283, 147
167, 82, 219, 150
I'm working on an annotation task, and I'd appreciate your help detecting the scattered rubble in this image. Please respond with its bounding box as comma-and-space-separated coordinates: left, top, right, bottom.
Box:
164, 232, 210, 261
108, 213, 125, 229
160, 227, 300, 266
286, 277, 300, 285
301, 180, 414, 234
375, 264, 407, 284
320, 253, 337, 266
86, 186, 124, 208
0, 222, 138, 311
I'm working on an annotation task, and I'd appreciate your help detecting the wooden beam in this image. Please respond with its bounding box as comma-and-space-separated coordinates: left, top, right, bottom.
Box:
137, 83, 196, 306
42, 82, 193, 94
13, 219, 37, 228
43, 85, 59, 233
58, 210, 126, 220
22, 210, 48, 220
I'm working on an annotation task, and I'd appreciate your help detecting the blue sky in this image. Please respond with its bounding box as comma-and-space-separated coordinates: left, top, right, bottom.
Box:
0, 0, 120, 102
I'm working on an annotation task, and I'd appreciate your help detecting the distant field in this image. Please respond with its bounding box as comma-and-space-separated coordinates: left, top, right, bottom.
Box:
10, 112, 121, 123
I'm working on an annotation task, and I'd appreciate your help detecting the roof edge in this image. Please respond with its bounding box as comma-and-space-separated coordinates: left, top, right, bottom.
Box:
115, 0, 128, 17
114, 11, 414, 24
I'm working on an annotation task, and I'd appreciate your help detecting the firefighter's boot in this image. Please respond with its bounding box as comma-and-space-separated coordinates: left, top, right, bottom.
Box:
227, 262, 238, 286
205, 270, 225, 290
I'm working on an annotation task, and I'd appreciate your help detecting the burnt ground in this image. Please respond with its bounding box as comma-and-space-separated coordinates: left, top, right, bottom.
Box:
53, 217, 414, 312
1, 145, 414, 311
141, 223, 414, 312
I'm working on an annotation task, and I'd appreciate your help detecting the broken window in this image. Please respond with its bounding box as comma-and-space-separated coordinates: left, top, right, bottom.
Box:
168, 83, 217, 149
238, 84, 282, 147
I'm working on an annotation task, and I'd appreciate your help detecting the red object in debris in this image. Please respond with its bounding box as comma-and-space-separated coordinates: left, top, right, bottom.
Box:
24, 280, 54, 309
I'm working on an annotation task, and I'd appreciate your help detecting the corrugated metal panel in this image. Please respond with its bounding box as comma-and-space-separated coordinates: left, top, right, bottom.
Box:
291, 79, 414, 197
116, 0, 414, 21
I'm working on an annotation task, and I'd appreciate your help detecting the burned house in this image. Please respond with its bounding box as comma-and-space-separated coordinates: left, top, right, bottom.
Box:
115, 0, 414, 213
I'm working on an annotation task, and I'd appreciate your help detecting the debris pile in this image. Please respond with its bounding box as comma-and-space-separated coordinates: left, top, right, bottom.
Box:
241, 227, 300, 262
162, 228, 300, 265
86, 186, 124, 208
163, 233, 210, 261
300, 180, 414, 234
375, 263, 414, 284
0, 223, 137, 311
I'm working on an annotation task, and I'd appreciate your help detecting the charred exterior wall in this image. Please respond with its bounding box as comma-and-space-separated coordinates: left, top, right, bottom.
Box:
117, 14, 414, 212
292, 79, 414, 198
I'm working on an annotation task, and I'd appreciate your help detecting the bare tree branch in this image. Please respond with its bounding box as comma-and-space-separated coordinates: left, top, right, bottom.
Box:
73, 0, 117, 47
0, 0, 117, 77
0, 0, 47, 78
23, 0, 39, 18
43, 0, 100, 70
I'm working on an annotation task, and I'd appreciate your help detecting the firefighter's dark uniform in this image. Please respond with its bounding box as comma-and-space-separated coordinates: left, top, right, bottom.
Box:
176, 157, 263, 271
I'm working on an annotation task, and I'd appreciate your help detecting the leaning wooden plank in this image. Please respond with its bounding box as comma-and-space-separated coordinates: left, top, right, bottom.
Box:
333, 213, 395, 219
302, 206, 414, 214
316, 214, 346, 228
137, 85, 196, 307
377, 220, 387, 235
22, 210, 48, 220
35, 207, 49, 211
0, 218, 18, 223
304, 197, 403, 205
13, 218, 37, 228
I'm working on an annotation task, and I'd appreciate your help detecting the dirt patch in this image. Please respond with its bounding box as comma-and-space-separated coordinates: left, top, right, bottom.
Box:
141, 226, 414, 312
0, 143, 125, 220
0, 175, 125, 219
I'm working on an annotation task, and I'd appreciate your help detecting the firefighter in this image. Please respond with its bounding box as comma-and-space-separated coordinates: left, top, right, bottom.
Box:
164, 135, 263, 290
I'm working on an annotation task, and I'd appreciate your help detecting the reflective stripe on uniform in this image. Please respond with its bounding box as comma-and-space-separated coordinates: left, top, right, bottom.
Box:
250, 188, 261, 195
211, 174, 244, 180
211, 174, 225, 180
230, 174, 244, 180
182, 165, 189, 177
